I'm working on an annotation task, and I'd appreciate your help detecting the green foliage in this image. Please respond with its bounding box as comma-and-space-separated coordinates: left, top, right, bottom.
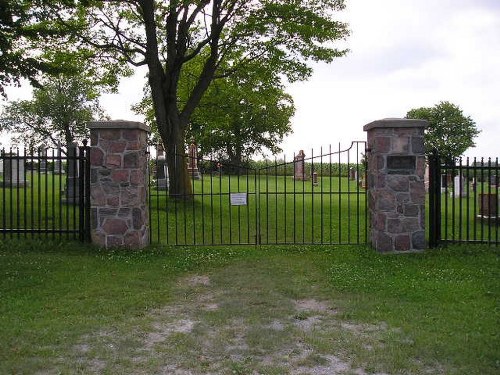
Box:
406, 101, 480, 163
0, 74, 105, 148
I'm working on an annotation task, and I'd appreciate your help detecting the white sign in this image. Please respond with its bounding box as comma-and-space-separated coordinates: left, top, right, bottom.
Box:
230, 193, 247, 206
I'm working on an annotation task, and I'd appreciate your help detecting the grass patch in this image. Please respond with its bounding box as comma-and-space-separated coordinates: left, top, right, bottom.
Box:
0, 240, 498, 374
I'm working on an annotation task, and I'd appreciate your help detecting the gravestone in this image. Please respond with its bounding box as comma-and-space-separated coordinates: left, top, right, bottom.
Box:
3, 153, 29, 187
453, 174, 467, 198
62, 142, 80, 204
54, 143, 65, 174
40, 148, 48, 173
490, 175, 498, 188
187, 141, 201, 180
156, 142, 169, 190
478, 193, 498, 219
312, 172, 319, 186
349, 167, 357, 180
294, 150, 308, 180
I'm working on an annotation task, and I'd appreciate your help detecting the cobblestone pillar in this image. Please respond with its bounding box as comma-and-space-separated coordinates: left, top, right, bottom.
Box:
364, 118, 428, 252
88, 120, 150, 248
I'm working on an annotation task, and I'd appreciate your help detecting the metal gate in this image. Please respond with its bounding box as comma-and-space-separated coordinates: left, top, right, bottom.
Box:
0, 142, 91, 242
149, 142, 367, 246
428, 151, 499, 246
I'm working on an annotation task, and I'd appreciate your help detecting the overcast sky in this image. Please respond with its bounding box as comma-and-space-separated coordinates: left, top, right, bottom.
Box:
3, 0, 499, 159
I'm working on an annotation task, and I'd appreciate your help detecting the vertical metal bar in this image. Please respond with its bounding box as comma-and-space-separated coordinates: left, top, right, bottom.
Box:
496, 157, 499, 244
458, 158, 463, 242
338, 143, 342, 243
320, 146, 324, 244
2, 149, 5, 240
22, 150, 27, 238
311, 148, 315, 244
487, 158, 492, 243
275, 157, 278, 243
30, 148, 35, 238
219, 162, 223, 244
16, 150, 21, 238
444, 162, 449, 241
201, 160, 206, 245
191, 162, 196, 245
284, 155, 287, 243
473, 157, 477, 241
329, 145, 332, 244
465, 157, 470, 242
237, 169, 241, 244
79, 144, 85, 242
293, 152, 296, 243
347, 146, 351, 242
356, 142, 361, 244
480, 158, 484, 241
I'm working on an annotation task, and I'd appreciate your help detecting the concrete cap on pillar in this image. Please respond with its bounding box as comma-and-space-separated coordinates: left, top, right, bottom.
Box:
88, 120, 150, 133
363, 118, 428, 131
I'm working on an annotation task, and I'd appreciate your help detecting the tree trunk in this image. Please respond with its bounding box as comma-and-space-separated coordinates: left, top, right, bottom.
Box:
163, 117, 193, 199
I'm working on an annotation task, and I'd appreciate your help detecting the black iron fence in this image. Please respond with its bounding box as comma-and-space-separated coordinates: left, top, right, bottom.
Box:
0, 143, 91, 241
429, 151, 499, 246
149, 142, 367, 246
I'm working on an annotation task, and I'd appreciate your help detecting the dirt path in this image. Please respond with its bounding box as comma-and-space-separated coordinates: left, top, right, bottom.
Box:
69, 257, 399, 374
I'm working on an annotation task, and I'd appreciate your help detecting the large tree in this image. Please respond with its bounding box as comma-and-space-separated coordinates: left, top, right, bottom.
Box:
188, 69, 295, 165
58, 0, 349, 197
406, 101, 480, 164
0, 74, 105, 150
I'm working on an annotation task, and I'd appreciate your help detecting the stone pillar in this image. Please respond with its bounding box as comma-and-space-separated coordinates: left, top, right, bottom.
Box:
364, 118, 428, 252
88, 120, 150, 249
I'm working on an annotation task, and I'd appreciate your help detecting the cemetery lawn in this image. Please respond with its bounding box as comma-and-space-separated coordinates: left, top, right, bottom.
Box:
0, 240, 498, 374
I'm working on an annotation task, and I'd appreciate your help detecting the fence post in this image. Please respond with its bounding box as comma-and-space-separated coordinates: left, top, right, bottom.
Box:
88, 120, 151, 248
364, 118, 428, 252
428, 149, 441, 248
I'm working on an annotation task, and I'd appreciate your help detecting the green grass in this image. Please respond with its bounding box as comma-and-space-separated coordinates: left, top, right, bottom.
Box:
0, 240, 498, 374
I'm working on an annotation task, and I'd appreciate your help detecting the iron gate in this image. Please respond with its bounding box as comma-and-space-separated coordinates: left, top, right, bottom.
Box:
149, 142, 367, 246
0, 142, 91, 242
428, 151, 499, 246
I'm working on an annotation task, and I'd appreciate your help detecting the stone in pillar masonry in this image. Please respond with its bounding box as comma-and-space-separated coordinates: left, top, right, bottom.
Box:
62, 142, 80, 204
88, 120, 150, 249
294, 150, 308, 180
364, 118, 428, 252
2, 153, 29, 187
156, 142, 169, 190
187, 141, 201, 180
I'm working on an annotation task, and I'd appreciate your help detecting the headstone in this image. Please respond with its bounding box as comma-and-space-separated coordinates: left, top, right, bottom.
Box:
478, 193, 498, 219
453, 174, 467, 198
2, 153, 29, 187
294, 150, 308, 181
187, 141, 202, 180
349, 167, 356, 180
62, 142, 80, 204
40, 148, 47, 173
156, 142, 169, 190
490, 175, 498, 188
53, 142, 65, 174
312, 172, 319, 186
0, 159, 3, 178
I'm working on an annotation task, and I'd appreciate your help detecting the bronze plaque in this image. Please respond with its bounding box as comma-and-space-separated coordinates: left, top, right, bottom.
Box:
387, 155, 415, 173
